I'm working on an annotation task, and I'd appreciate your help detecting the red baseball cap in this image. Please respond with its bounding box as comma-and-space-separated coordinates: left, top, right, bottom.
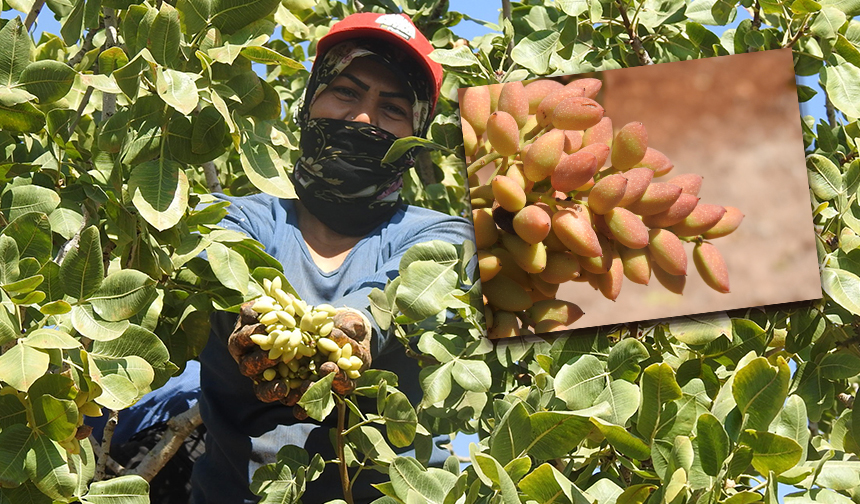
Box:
315, 13, 444, 112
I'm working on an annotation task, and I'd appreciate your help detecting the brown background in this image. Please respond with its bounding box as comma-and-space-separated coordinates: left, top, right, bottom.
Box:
475, 49, 823, 332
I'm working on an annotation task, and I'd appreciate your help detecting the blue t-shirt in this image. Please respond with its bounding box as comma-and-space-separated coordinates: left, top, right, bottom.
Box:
191, 195, 474, 504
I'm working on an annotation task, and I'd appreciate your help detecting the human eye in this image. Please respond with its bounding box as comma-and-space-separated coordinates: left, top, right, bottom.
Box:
383, 102, 408, 118
332, 86, 358, 99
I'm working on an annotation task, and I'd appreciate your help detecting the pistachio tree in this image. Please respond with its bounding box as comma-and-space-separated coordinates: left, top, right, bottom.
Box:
1, 0, 860, 503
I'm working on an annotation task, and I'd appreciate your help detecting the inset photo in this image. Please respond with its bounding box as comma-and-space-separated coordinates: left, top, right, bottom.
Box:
465, 48, 822, 337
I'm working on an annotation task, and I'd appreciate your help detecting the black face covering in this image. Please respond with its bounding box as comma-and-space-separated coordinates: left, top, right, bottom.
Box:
289, 117, 415, 236
290, 40, 433, 236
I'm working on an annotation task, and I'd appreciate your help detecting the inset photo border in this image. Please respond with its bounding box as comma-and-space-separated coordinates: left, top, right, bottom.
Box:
464, 48, 822, 336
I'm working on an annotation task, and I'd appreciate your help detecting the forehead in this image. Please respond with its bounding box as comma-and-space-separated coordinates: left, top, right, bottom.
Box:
334, 57, 411, 98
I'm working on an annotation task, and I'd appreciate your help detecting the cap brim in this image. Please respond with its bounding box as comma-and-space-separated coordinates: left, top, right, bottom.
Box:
315, 27, 436, 94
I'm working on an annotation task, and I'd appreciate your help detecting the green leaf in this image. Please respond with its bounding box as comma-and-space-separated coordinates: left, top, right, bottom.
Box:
89, 269, 157, 322
25, 434, 77, 501
0, 343, 50, 391
739, 430, 802, 476
419, 362, 453, 405
473, 453, 520, 504
48, 207, 84, 239
18, 61, 76, 103
147, 3, 181, 67
35, 261, 62, 303
84, 475, 150, 504
0, 85, 36, 106
156, 67, 199, 116
297, 372, 335, 421
2, 274, 42, 295
32, 395, 77, 442
210, 0, 280, 34
0, 393, 27, 429
91, 372, 141, 409
615, 484, 656, 504
429, 46, 481, 68
0, 234, 19, 285
670, 312, 731, 345
791, 0, 823, 11
822, 63, 860, 119
166, 114, 227, 165
390, 457, 445, 504
519, 462, 589, 504
696, 413, 729, 476
607, 337, 649, 381
382, 136, 453, 164
452, 359, 491, 392
207, 242, 250, 294
555, 355, 606, 410
819, 0, 860, 14
250, 460, 297, 503
593, 379, 640, 425
191, 106, 227, 154
1, 185, 59, 222
383, 391, 417, 448
98, 46, 129, 76
113, 51, 148, 99
592, 418, 651, 460
128, 158, 190, 231
527, 410, 592, 460
0, 424, 31, 487
733, 357, 790, 431
807, 154, 843, 200
395, 257, 458, 320
811, 7, 847, 41
556, 0, 588, 16
240, 46, 303, 69
60, 226, 103, 300
239, 141, 295, 198
797, 84, 818, 102
61, 0, 85, 44
822, 267, 860, 315
773, 395, 809, 463
818, 351, 860, 379
22, 328, 81, 349
348, 424, 397, 464
511, 30, 560, 75
90, 323, 171, 387
71, 304, 130, 342
0, 100, 45, 132
490, 401, 531, 466
0, 18, 31, 87
835, 34, 860, 69
637, 362, 682, 441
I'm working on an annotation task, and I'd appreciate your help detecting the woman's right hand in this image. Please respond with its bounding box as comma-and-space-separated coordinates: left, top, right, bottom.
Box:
227, 303, 374, 410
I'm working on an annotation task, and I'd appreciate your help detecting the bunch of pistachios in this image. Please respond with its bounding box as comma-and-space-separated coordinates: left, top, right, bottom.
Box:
249, 277, 364, 388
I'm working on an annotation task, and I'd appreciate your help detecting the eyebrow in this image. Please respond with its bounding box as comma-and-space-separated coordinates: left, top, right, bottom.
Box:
339, 72, 411, 101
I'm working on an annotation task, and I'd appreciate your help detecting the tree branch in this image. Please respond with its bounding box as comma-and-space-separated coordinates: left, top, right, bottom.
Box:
88, 434, 126, 475
203, 162, 223, 193
747, 0, 762, 52
616, 0, 653, 66
336, 399, 354, 504
102, 7, 118, 119
127, 403, 203, 482
68, 28, 100, 68
24, 0, 47, 32
94, 409, 118, 481
467, 152, 503, 177
825, 92, 837, 127
784, 14, 811, 48
68, 86, 94, 137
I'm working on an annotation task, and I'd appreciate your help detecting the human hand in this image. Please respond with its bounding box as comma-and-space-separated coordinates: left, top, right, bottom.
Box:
228, 299, 374, 408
